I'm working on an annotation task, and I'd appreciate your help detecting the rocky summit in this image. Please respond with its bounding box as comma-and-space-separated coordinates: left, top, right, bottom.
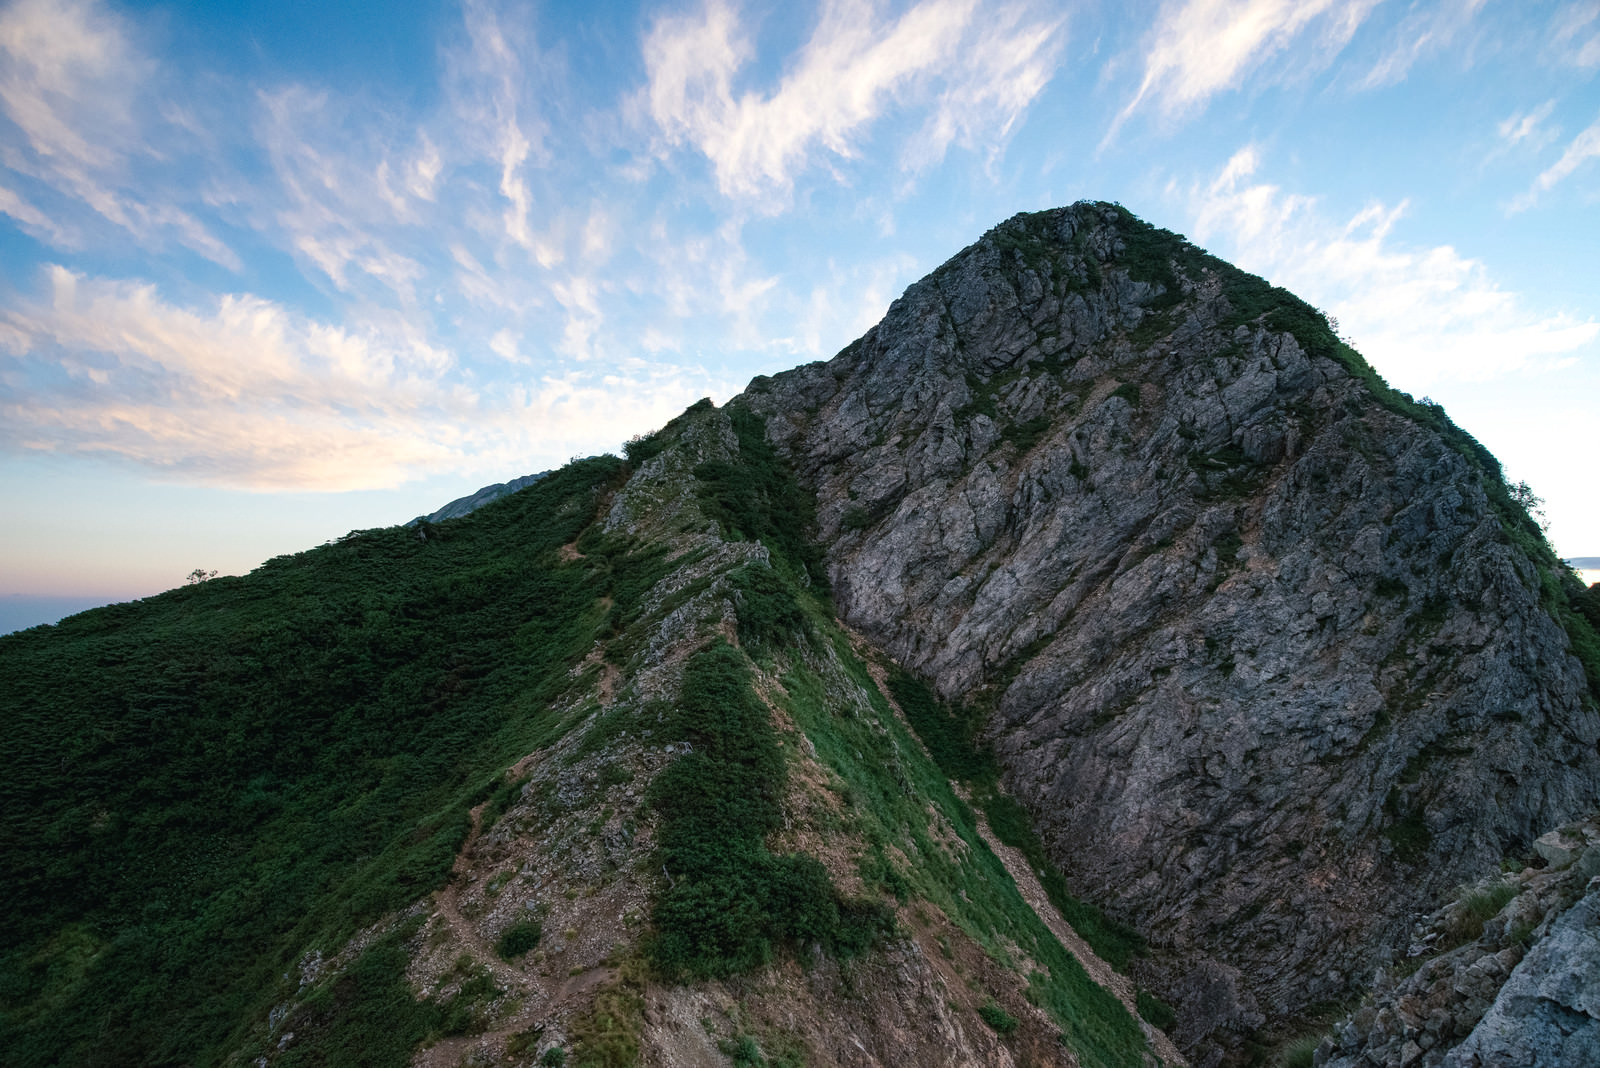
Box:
3, 203, 1598, 1068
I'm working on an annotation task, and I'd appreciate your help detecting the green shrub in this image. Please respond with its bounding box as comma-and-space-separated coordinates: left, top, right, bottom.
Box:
731, 564, 808, 648
841, 505, 872, 531
622, 434, 664, 464
0, 455, 658, 1067
496, 919, 543, 960
1383, 806, 1433, 863
1280, 1034, 1322, 1068
1135, 989, 1176, 1032
888, 668, 1146, 970
1110, 383, 1141, 407
646, 643, 889, 979
719, 1034, 766, 1067
1444, 881, 1518, 948
1001, 415, 1052, 453
1375, 576, 1409, 599
693, 407, 827, 590
540, 1047, 568, 1067
978, 1000, 1019, 1035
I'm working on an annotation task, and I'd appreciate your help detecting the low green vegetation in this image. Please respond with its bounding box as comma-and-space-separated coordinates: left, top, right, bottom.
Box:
1001, 414, 1053, 453
693, 404, 827, 590
645, 642, 890, 978
1110, 383, 1142, 407
1280, 1034, 1321, 1068
0, 455, 671, 1066
569, 962, 646, 1068
978, 1000, 1020, 1035
271, 922, 502, 1067
1442, 881, 1519, 949
776, 645, 1146, 1067
1382, 787, 1434, 863
1136, 989, 1176, 1032
496, 918, 544, 960
885, 668, 1148, 971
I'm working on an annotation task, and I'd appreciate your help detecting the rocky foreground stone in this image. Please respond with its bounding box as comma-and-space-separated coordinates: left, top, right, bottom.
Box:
1320, 816, 1600, 1068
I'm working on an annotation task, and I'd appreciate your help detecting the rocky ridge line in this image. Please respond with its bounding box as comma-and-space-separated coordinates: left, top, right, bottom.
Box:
740, 201, 1600, 1065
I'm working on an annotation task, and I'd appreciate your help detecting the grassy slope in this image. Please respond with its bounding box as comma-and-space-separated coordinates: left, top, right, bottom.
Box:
695, 403, 1148, 1067
0, 457, 671, 1067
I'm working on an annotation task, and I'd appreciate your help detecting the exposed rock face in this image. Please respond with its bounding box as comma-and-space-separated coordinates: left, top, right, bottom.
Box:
1442, 884, 1600, 1067
742, 202, 1600, 1062
1321, 815, 1600, 1068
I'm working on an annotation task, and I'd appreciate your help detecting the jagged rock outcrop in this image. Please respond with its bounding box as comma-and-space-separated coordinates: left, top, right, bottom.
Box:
741, 202, 1600, 1063
1319, 816, 1600, 1068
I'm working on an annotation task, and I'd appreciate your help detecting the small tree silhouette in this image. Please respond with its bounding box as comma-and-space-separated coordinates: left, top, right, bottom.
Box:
186, 568, 218, 585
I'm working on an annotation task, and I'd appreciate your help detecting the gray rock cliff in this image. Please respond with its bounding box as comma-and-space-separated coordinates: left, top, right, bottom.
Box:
1320, 815, 1600, 1068
739, 202, 1600, 1063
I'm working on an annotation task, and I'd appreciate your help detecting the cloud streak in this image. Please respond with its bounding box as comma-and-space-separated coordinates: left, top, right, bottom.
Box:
641, 0, 1063, 200
0, 268, 728, 491
1109, 0, 1380, 140
1182, 147, 1600, 390
1512, 111, 1600, 211
0, 0, 238, 267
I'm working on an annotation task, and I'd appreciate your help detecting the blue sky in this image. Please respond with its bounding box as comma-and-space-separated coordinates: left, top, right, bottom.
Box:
1, 0, 1597, 615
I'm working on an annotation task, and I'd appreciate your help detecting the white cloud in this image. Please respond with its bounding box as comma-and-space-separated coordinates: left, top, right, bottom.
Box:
0, 0, 238, 267
1551, 1, 1600, 69
1110, 0, 1380, 139
640, 0, 1063, 201
489, 327, 526, 363
1512, 111, 1600, 211
1182, 147, 1600, 390
0, 267, 726, 490
1358, 0, 1486, 89
1497, 100, 1559, 152
255, 87, 437, 302
446, 0, 557, 260
0, 181, 70, 244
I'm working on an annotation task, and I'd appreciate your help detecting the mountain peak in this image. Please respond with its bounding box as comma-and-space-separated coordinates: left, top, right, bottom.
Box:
4, 204, 1597, 1068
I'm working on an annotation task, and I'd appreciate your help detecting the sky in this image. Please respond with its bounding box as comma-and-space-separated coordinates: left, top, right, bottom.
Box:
1, 0, 1597, 625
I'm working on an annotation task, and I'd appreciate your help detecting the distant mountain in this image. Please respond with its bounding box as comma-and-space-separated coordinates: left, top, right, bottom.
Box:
1567, 557, 1600, 569
4, 203, 1597, 1068
409, 471, 548, 525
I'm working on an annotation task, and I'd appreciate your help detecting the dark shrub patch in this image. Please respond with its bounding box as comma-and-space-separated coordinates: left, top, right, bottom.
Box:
496, 920, 543, 960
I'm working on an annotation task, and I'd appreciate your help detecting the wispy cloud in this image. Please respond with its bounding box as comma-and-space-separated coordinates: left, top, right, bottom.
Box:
1496, 100, 1559, 153
1182, 147, 1600, 389
446, 0, 558, 261
255, 85, 432, 301
1109, 0, 1380, 141
1511, 111, 1600, 212
0, 0, 238, 267
0, 267, 727, 490
1357, 0, 1486, 89
640, 0, 1063, 201
1550, 1, 1600, 69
